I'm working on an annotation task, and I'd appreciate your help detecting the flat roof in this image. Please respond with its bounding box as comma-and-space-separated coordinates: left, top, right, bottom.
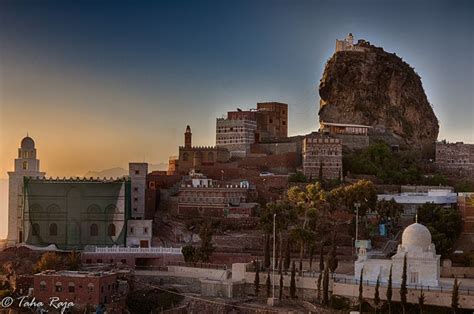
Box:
35, 270, 116, 278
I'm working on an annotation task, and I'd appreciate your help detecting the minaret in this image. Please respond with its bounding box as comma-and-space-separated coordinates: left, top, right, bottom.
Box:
184, 125, 192, 148
7, 135, 45, 246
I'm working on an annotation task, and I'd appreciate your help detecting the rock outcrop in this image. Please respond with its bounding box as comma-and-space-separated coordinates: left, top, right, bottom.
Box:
319, 41, 439, 148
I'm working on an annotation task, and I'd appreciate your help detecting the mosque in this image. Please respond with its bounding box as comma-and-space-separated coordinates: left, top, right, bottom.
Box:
355, 220, 441, 287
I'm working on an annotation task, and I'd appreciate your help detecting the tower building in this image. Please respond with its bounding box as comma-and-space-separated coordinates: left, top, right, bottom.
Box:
7, 135, 46, 246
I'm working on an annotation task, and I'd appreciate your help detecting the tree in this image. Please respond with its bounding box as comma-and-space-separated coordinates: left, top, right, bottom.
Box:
374, 275, 381, 313
182, 245, 196, 263
290, 261, 296, 299
317, 271, 323, 303
288, 171, 307, 183
358, 267, 364, 313
264, 234, 271, 269
400, 254, 408, 314
266, 271, 271, 298
254, 260, 260, 296
387, 265, 393, 314
319, 245, 324, 272
376, 199, 403, 223
279, 272, 284, 300
35, 252, 63, 272
418, 288, 425, 314
327, 232, 338, 274
344, 179, 378, 217
196, 222, 215, 262
284, 239, 291, 272
322, 262, 329, 305
452, 278, 460, 314
65, 251, 81, 271
418, 203, 463, 257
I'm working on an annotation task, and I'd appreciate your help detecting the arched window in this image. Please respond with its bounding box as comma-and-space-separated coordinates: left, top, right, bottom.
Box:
90, 224, 98, 236
107, 224, 116, 237
182, 152, 189, 161
55, 282, 62, 292
49, 223, 58, 236
87, 283, 94, 292
32, 223, 40, 236
68, 282, 75, 293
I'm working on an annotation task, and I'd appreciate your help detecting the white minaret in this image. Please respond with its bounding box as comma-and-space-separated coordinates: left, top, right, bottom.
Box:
6, 135, 45, 246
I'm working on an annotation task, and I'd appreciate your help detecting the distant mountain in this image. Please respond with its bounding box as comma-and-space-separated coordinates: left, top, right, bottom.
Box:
83, 163, 168, 178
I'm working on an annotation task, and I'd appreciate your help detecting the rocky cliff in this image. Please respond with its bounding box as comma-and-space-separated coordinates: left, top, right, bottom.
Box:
319, 42, 439, 148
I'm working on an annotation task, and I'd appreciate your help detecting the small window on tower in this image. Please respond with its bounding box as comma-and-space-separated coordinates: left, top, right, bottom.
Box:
22, 161, 28, 170
135, 170, 139, 175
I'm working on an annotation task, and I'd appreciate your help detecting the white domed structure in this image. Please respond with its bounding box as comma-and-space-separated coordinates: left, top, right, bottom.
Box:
401, 222, 432, 250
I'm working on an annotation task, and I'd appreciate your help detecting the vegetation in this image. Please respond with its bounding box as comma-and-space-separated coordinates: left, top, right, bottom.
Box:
374, 275, 381, 313
254, 260, 260, 296
288, 171, 307, 183
265, 271, 271, 298
376, 199, 403, 223
452, 278, 460, 313
400, 254, 408, 314
290, 261, 296, 299
419, 289, 425, 314
322, 262, 329, 305
182, 245, 196, 263
387, 264, 393, 314
35, 252, 64, 272
358, 267, 364, 313
417, 203, 462, 257
344, 141, 446, 185
196, 221, 215, 262
279, 272, 283, 300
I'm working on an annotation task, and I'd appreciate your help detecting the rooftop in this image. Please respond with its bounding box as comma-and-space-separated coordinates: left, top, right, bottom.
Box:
35, 270, 116, 278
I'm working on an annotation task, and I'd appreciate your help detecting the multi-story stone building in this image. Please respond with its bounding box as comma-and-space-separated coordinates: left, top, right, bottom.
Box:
177, 171, 258, 217
168, 125, 230, 175
302, 133, 342, 180
335, 33, 368, 53
458, 193, 474, 234
34, 270, 119, 306
216, 116, 258, 157
436, 141, 474, 176
319, 121, 371, 150
256, 102, 288, 140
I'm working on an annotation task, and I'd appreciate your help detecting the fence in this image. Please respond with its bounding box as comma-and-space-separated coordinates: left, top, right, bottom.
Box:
334, 277, 473, 295
84, 246, 182, 254
135, 261, 227, 271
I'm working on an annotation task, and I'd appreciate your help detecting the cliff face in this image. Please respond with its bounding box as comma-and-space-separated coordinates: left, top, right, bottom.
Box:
319, 43, 439, 148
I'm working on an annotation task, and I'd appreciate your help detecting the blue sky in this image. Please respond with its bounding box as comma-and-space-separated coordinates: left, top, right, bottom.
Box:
0, 0, 473, 178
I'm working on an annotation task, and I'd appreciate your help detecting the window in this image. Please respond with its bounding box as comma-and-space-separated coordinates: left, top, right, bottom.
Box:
40, 281, 46, 291
135, 170, 139, 175
32, 223, 40, 236
149, 181, 156, 189
410, 272, 419, 284
55, 282, 62, 292
107, 224, 116, 237
22, 161, 28, 170
183, 152, 189, 161
90, 224, 98, 236
282, 120, 286, 126
68, 283, 75, 293
134, 197, 138, 202
134, 187, 138, 192
130, 227, 134, 234
144, 227, 148, 234
49, 223, 58, 236
86, 259, 92, 264
87, 283, 94, 292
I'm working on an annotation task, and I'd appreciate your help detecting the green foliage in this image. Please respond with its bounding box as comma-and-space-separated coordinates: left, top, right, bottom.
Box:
322, 262, 329, 305
343, 141, 431, 184
358, 267, 364, 313
266, 271, 271, 298
182, 245, 196, 263
452, 278, 460, 313
400, 254, 408, 313
65, 251, 81, 271
374, 275, 381, 311
327, 234, 338, 273
344, 179, 378, 216
264, 234, 271, 269
126, 289, 183, 314
279, 272, 284, 300
417, 203, 462, 257
290, 261, 296, 299
288, 171, 307, 183
376, 199, 403, 222
455, 180, 474, 193
419, 289, 425, 314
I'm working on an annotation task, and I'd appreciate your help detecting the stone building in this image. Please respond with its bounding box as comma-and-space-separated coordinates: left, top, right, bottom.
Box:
6, 136, 152, 250
256, 102, 288, 140
216, 117, 258, 157
7, 136, 45, 246
436, 141, 474, 176
176, 171, 258, 217
355, 222, 440, 287
168, 125, 230, 174
302, 132, 342, 181
335, 33, 368, 52
319, 121, 371, 150
459, 193, 474, 234
34, 270, 119, 306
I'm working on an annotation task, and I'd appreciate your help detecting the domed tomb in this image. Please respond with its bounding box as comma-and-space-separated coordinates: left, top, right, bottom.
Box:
401, 222, 432, 251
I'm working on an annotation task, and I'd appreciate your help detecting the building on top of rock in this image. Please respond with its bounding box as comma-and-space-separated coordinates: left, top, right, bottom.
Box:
355, 221, 440, 287
335, 33, 368, 52
168, 125, 231, 175
435, 141, 474, 176
302, 132, 342, 181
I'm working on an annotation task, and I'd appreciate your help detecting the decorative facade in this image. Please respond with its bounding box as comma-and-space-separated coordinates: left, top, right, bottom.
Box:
168, 125, 230, 174
355, 222, 440, 287
302, 132, 342, 181
436, 141, 474, 176
335, 33, 368, 52
216, 117, 258, 157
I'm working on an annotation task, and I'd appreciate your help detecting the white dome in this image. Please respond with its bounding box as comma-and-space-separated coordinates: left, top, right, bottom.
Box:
401, 223, 432, 249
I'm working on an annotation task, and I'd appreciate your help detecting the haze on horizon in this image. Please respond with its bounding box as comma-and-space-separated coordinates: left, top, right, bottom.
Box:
1, 0, 473, 180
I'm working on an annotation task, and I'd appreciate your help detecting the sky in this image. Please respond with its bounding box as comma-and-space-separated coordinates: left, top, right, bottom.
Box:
0, 0, 473, 180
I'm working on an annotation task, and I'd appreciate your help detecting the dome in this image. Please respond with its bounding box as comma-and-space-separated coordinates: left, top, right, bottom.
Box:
401, 223, 432, 249
21, 136, 35, 150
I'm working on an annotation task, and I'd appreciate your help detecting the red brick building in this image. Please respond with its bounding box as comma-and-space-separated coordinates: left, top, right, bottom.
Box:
34, 270, 118, 306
